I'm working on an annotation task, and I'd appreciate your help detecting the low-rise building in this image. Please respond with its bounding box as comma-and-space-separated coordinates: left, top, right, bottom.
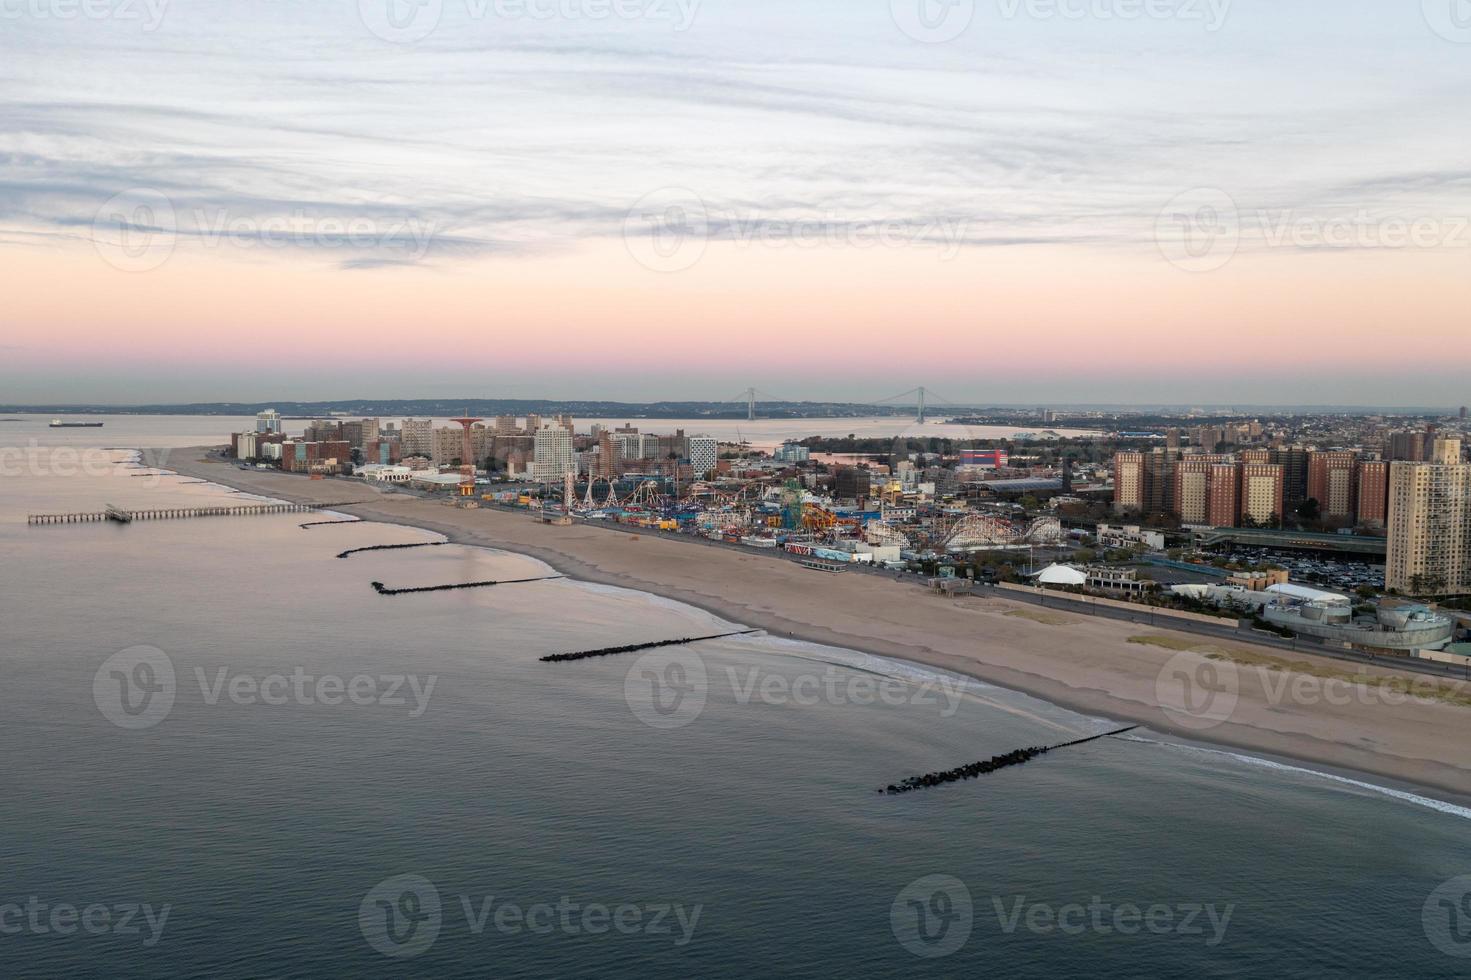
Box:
1225, 569, 1290, 591
1086, 566, 1152, 594
1096, 524, 1166, 551
358, 464, 413, 483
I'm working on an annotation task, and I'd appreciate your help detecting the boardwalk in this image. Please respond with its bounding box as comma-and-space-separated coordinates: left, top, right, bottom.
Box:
28, 502, 339, 526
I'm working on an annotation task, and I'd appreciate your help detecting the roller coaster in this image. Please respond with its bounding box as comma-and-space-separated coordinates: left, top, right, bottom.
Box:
941, 514, 1064, 551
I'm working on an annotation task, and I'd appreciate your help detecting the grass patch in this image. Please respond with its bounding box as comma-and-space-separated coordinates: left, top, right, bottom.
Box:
1130, 635, 1471, 709
1005, 609, 1079, 627
1128, 634, 1206, 652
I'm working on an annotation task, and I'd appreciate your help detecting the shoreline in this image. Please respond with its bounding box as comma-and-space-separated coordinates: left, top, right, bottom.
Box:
154, 448, 1471, 807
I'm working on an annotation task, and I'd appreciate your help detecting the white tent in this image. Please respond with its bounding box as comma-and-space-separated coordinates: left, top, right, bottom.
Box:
1035, 564, 1087, 587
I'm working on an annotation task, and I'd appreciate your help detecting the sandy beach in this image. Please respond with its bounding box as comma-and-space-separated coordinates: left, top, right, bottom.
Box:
163, 448, 1471, 804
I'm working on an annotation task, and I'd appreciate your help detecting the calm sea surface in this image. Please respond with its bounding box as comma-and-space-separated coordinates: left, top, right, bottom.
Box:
2, 416, 1469, 977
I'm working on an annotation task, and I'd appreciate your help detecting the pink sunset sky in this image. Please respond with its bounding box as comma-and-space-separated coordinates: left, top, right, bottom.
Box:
2, 0, 1469, 406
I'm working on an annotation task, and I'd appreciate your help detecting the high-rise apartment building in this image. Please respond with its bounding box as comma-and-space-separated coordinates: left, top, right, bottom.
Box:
1144, 450, 1176, 516
1386, 438, 1471, 596
1357, 460, 1390, 527
595, 431, 618, 478
1280, 447, 1309, 508
533, 424, 576, 480
1173, 456, 1230, 525
1111, 448, 1177, 516
255, 409, 283, 434
432, 425, 491, 468
1385, 430, 1428, 462
1113, 452, 1146, 514
614, 431, 646, 462
1207, 463, 1240, 527
1307, 451, 1358, 523
401, 418, 434, 459
687, 435, 718, 477
1239, 463, 1285, 527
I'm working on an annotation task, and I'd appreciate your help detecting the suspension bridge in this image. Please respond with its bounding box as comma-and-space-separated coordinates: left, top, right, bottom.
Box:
727, 385, 967, 423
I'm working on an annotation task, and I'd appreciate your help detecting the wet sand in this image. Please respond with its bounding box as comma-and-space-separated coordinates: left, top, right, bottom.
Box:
161, 449, 1471, 804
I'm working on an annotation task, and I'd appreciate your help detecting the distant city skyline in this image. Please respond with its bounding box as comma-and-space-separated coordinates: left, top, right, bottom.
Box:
3, 0, 1470, 404
4, 391, 1467, 414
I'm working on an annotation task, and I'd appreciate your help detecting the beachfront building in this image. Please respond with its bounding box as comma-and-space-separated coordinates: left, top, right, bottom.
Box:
358, 464, 413, 483
1386, 437, 1471, 596
255, 409, 283, 434
1261, 585, 1454, 653
533, 424, 576, 480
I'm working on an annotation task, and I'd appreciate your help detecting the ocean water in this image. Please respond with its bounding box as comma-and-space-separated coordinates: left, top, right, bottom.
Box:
2, 417, 1470, 978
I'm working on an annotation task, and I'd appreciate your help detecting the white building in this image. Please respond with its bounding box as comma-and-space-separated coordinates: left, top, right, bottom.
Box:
614, 431, 647, 461
688, 435, 718, 477
1387, 438, 1470, 596
774, 441, 810, 463
255, 409, 282, 434
358, 464, 413, 483
1097, 524, 1166, 551
534, 424, 576, 480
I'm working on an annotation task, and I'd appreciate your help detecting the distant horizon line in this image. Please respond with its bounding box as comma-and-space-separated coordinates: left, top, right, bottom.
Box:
4, 400, 1467, 417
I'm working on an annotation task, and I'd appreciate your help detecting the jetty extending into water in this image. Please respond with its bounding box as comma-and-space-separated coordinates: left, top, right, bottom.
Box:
370, 576, 564, 595
880, 726, 1139, 795
28, 502, 346, 526
540, 629, 763, 663
338, 542, 448, 559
